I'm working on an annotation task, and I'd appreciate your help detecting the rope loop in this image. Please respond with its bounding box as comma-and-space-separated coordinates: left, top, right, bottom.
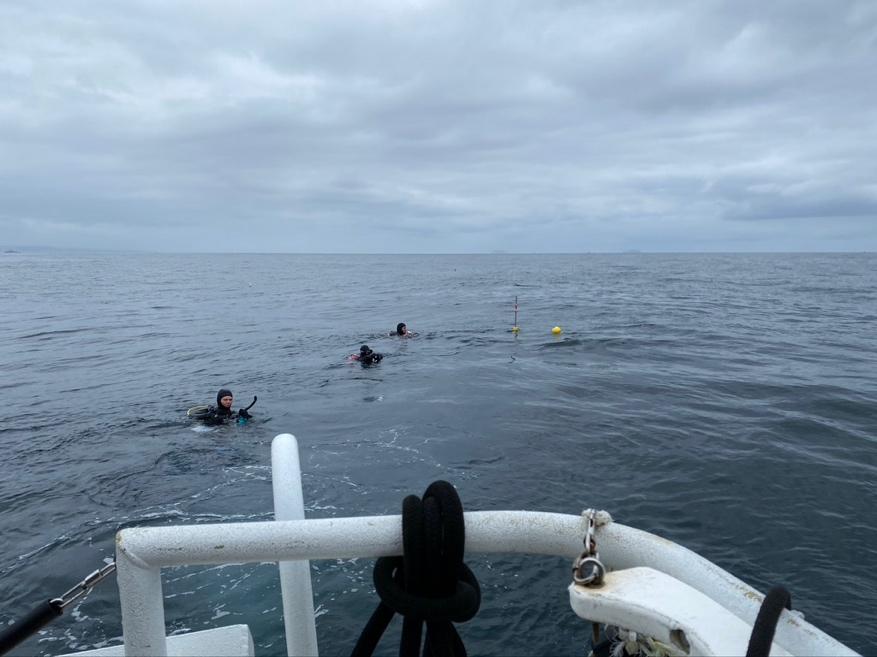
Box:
373, 557, 481, 622
351, 480, 481, 657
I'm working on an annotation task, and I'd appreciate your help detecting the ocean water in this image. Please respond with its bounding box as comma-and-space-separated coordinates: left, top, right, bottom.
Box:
0, 252, 875, 656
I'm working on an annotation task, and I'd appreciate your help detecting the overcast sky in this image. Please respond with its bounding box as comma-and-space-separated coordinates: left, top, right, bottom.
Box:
1, 0, 876, 253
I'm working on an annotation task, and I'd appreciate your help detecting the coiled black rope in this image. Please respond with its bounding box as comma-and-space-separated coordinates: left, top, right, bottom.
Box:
745, 585, 792, 657
351, 481, 481, 657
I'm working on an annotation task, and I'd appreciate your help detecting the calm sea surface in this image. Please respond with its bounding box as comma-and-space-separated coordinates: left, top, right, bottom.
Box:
1, 253, 875, 656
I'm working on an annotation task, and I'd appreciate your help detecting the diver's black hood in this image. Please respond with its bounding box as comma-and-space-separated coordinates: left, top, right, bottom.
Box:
215, 388, 233, 415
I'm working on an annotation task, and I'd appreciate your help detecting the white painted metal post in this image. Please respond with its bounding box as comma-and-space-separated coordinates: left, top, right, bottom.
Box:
116, 546, 167, 656
271, 434, 319, 657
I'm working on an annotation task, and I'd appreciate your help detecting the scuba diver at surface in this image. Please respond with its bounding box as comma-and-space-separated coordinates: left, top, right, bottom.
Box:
188, 388, 257, 425
349, 345, 383, 366
390, 322, 417, 337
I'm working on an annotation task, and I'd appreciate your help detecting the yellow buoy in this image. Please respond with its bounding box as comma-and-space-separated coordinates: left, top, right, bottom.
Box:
512, 326, 520, 333
552, 326, 562, 335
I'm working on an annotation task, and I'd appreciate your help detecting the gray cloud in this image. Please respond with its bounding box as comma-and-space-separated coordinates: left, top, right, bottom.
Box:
1, 0, 875, 252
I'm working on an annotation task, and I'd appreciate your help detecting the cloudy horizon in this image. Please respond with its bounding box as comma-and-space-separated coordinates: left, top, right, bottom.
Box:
2, 0, 876, 253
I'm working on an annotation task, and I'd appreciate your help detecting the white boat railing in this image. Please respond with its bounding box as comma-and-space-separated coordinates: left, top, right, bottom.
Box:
112, 433, 857, 657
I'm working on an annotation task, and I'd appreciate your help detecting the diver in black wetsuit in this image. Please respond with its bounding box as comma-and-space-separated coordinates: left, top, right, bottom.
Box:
203, 388, 252, 425
352, 345, 383, 365
390, 322, 417, 337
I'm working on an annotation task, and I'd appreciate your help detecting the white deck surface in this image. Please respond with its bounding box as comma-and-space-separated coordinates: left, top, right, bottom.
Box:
60, 625, 254, 657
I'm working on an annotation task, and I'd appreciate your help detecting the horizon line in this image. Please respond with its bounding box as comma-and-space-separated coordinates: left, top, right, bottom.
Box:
3, 246, 876, 256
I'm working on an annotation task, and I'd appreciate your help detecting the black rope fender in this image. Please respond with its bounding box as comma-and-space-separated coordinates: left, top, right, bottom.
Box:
0, 562, 115, 656
351, 481, 481, 657
745, 585, 792, 657
0, 601, 62, 655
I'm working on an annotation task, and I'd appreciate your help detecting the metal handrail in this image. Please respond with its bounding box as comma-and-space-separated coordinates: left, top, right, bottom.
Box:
112, 434, 857, 657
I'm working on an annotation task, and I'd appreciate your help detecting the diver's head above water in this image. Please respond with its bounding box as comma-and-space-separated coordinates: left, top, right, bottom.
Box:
359, 345, 382, 365
396, 323, 407, 335
216, 388, 234, 414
